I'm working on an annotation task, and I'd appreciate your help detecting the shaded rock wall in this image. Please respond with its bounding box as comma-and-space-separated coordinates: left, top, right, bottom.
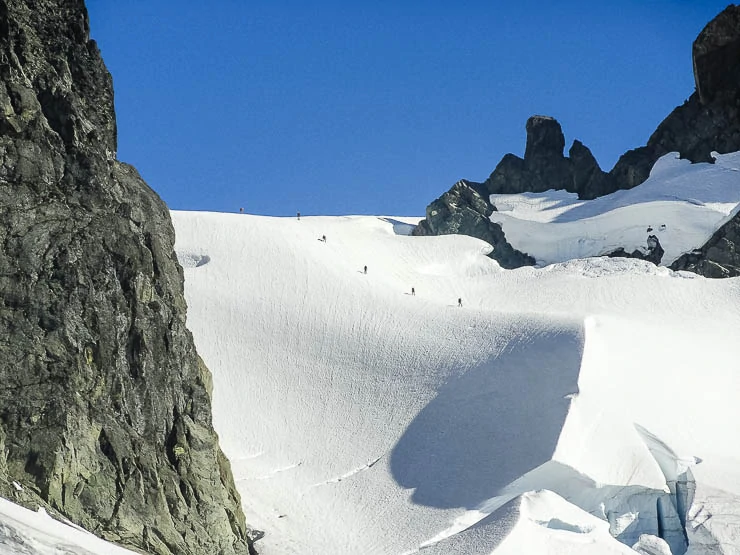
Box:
0, 1, 252, 553
483, 116, 615, 200
693, 4, 740, 105
412, 180, 535, 269
606, 235, 665, 266
670, 211, 740, 277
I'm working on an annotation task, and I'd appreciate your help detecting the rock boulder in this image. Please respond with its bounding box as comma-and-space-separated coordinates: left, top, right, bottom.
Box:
607, 235, 665, 266
412, 180, 535, 269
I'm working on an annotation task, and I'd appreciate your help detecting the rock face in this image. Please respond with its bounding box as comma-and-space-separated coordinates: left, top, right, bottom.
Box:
693, 4, 740, 105
412, 180, 535, 269
645, 7, 740, 165
670, 211, 740, 277
0, 1, 252, 554
415, 5, 740, 276
483, 116, 614, 200
607, 235, 665, 266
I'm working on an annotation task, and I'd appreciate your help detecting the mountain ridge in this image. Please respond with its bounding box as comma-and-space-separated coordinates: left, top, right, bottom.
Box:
414, 4, 740, 278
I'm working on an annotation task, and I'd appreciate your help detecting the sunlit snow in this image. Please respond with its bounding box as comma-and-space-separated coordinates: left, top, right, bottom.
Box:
169, 153, 740, 555
490, 151, 740, 266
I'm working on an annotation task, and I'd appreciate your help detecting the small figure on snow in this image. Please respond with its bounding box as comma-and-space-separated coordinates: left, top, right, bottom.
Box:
297, 211, 301, 220
458, 297, 463, 307
411, 287, 415, 296
647, 226, 653, 232
322, 234, 326, 242
364, 265, 367, 274
239, 207, 244, 214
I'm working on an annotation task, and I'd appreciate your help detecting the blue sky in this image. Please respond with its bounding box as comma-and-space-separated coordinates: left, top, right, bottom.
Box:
86, 1, 729, 216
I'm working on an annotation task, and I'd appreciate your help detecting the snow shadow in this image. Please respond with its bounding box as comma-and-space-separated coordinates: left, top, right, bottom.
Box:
379, 217, 416, 236
390, 328, 583, 510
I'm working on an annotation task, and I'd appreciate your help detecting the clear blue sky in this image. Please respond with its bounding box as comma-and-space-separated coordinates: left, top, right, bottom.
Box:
86, 1, 729, 216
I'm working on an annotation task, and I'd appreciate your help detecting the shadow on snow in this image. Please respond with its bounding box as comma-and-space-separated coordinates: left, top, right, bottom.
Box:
390, 328, 583, 510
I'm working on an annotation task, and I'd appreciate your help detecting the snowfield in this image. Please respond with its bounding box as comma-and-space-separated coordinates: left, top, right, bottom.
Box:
2, 152, 738, 554
169, 153, 740, 555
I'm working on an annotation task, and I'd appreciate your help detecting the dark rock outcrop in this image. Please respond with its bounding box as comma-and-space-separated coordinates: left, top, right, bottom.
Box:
482, 114, 662, 201
607, 235, 665, 266
670, 211, 740, 277
483, 116, 620, 200
0, 1, 251, 554
412, 180, 535, 269
569, 140, 611, 198
523, 115, 571, 184
484, 116, 611, 200
693, 4, 740, 105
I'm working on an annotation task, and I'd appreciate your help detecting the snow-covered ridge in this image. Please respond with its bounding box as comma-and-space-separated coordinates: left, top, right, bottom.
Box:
489, 151, 740, 266
170, 177, 740, 555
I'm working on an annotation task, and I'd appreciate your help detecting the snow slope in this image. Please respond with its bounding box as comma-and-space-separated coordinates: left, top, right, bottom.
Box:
0, 496, 136, 555
489, 151, 740, 266
171, 185, 740, 555
1, 166, 737, 555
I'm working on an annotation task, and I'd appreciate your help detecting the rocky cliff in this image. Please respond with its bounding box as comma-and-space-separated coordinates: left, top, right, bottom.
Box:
415, 5, 740, 276
483, 115, 616, 200
411, 180, 535, 269
0, 1, 252, 553
670, 211, 740, 277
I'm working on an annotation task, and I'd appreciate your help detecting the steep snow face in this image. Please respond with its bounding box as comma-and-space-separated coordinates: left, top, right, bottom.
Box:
489, 151, 740, 266
172, 204, 740, 555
